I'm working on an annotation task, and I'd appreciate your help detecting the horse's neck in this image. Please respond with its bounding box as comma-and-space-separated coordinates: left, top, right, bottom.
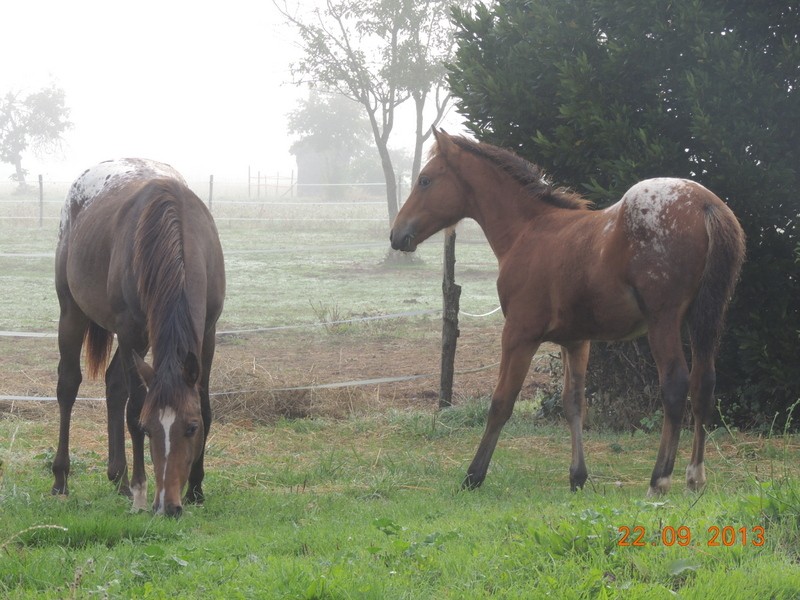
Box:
465, 180, 536, 261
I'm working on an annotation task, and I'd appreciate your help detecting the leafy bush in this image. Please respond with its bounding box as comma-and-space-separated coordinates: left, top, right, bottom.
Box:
449, 0, 800, 429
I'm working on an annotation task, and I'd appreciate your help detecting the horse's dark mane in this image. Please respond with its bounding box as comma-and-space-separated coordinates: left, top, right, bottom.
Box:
440, 135, 592, 211
133, 180, 199, 413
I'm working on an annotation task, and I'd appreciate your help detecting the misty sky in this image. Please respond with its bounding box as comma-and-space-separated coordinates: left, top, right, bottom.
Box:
1, 0, 393, 183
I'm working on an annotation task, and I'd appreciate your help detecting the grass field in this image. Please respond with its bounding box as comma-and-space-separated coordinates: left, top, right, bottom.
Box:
1, 192, 799, 598
2, 405, 800, 598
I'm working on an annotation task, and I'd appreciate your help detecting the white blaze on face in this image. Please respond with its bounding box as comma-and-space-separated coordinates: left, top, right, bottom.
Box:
157, 406, 177, 512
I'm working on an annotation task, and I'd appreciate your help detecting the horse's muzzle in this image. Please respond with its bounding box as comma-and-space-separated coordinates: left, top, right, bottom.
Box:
389, 226, 416, 252
153, 496, 184, 518
157, 501, 183, 518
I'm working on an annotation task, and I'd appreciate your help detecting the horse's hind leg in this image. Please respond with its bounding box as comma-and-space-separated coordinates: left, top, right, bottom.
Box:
647, 315, 690, 496
562, 342, 591, 491
105, 349, 131, 496
52, 300, 88, 495
463, 328, 538, 489
121, 343, 149, 511
685, 353, 716, 491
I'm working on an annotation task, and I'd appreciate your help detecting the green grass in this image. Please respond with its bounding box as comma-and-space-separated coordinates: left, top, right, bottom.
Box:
2, 405, 799, 599
2, 193, 799, 598
0, 204, 499, 332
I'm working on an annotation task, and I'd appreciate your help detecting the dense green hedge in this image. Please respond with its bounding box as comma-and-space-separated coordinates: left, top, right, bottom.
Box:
448, 0, 800, 430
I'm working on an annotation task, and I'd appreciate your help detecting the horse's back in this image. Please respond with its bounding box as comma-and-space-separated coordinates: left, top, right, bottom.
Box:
59, 159, 185, 239
55, 159, 220, 335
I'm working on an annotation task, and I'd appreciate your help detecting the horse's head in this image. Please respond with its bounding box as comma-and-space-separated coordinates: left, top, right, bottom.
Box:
390, 129, 469, 252
135, 351, 205, 518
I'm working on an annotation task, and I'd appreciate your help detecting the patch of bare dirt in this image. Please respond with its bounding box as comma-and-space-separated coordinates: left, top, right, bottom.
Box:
0, 320, 558, 425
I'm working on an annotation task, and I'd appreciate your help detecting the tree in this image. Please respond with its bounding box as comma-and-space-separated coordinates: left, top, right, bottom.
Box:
0, 85, 72, 187
396, 0, 457, 182
449, 0, 800, 429
288, 90, 373, 193
274, 0, 461, 223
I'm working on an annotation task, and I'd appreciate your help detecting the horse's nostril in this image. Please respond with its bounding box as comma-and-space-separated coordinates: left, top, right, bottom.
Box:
167, 503, 183, 518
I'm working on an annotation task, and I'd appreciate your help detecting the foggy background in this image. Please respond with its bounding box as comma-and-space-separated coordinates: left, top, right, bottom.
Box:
1, 0, 458, 183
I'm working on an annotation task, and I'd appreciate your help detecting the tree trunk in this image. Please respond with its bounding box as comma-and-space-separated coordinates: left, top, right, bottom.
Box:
363, 104, 398, 225
380, 144, 398, 224
411, 92, 426, 182
13, 156, 27, 188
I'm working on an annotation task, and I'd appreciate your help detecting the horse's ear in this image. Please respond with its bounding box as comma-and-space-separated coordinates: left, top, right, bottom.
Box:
183, 351, 200, 387
433, 128, 454, 156
133, 351, 154, 390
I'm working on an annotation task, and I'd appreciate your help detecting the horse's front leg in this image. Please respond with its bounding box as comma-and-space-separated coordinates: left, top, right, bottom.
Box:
185, 331, 216, 505
562, 342, 591, 491
463, 329, 538, 489
52, 297, 88, 496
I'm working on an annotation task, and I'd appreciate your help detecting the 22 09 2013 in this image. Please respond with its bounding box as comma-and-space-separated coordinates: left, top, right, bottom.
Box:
618, 525, 766, 547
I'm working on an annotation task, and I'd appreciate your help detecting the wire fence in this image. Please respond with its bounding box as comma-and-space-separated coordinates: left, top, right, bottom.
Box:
0, 304, 506, 402
0, 175, 394, 225
0, 176, 504, 406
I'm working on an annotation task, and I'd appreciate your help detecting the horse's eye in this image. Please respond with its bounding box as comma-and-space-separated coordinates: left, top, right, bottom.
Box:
186, 422, 199, 437
418, 175, 431, 188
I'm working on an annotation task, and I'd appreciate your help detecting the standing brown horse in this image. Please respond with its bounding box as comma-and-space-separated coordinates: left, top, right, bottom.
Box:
390, 130, 745, 495
53, 158, 225, 516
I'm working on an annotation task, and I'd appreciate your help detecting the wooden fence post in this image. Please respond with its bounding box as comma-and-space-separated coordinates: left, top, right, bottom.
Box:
208, 175, 214, 210
440, 228, 461, 408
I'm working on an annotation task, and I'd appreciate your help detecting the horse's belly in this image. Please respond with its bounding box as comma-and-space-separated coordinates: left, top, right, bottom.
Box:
546, 319, 647, 345
544, 287, 646, 344
608, 319, 648, 342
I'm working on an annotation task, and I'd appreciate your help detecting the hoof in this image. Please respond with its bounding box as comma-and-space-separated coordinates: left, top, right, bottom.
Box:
685, 464, 706, 491
569, 466, 588, 492
646, 476, 672, 497
131, 482, 149, 511
461, 472, 485, 490
184, 487, 205, 505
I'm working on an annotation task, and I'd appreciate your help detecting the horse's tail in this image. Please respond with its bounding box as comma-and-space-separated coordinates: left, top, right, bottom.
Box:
84, 321, 114, 379
688, 202, 746, 360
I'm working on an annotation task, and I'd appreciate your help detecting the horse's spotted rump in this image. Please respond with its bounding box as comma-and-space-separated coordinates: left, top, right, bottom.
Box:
59, 158, 184, 237
619, 178, 699, 257
622, 178, 691, 235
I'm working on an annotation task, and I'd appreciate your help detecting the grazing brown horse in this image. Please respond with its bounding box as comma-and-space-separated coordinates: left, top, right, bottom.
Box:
53, 158, 225, 516
390, 130, 745, 495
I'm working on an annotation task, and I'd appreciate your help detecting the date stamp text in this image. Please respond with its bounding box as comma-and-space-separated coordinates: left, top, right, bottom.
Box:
617, 525, 765, 547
